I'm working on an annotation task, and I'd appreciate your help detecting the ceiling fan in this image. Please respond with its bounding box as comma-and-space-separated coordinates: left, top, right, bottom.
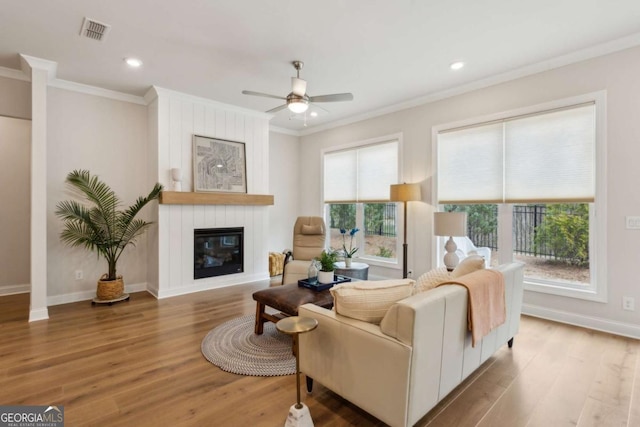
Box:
242, 61, 354, 114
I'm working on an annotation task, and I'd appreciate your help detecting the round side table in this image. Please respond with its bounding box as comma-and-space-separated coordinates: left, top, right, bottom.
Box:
276, 316, 318, 427
334, 261, 369, 280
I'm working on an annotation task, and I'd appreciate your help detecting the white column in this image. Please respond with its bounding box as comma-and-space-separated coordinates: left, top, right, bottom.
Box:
21, 55, 57, 322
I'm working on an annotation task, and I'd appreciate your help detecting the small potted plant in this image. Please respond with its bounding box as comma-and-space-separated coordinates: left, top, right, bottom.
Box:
317, 249, 338, 284
340, 227, 360, 267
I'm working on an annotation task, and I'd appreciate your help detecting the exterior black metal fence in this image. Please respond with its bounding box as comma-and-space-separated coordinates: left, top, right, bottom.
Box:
465, 204, 584, 260
331, 203, 585, 261
465, 205, 548, 254
512, 205, 549, 256
329, 203, 398, 237
364, 203, 396, 237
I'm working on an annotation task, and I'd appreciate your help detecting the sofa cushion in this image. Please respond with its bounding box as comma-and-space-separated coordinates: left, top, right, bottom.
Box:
451, 254, 485, 278
330, 279, 415, 323
415, 267, 451, 293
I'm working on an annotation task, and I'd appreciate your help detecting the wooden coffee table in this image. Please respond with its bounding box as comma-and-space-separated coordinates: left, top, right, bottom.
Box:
252, 283, 333, 335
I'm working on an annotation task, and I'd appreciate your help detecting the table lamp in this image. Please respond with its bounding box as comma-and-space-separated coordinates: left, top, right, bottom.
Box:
433, 212, 467, 271
390, 183, 421, 278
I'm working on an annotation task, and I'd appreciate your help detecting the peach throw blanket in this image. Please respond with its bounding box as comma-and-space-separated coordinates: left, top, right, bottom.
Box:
437, 269, 506, 347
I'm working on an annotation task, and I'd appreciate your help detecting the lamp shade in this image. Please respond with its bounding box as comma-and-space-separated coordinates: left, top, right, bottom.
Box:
434, 212, 467, 237
390, 183, 421, 202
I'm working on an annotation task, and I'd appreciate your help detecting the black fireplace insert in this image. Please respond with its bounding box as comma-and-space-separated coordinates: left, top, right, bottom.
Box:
194, 227, 244, 279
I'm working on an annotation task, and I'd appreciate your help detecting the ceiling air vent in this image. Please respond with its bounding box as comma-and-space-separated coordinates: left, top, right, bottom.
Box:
79, 17, 111, 42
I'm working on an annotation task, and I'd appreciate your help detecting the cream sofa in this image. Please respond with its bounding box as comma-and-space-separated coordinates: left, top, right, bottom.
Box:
298, 262, 524, 427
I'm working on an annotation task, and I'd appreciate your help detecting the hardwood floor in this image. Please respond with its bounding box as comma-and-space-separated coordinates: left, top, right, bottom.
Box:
1, 282, 639, 426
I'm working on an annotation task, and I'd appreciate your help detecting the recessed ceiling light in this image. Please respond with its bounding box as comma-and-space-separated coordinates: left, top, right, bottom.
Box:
450, 61, 465, 71
124, 57, 143, 68
310, 111, 318, 117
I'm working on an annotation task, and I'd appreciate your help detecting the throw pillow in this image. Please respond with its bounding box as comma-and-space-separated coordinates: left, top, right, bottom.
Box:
330, 279, 415, 324
415, 267, 451, 293
451, 255, 485, 278
301, 224, 323, 235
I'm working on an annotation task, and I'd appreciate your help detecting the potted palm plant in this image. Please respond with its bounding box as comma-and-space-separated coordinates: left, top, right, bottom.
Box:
317, 249, 338, 284
55, 170, 163, 301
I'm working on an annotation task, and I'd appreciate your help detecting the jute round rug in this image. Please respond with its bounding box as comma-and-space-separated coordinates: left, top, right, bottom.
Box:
201, 314, 295, 376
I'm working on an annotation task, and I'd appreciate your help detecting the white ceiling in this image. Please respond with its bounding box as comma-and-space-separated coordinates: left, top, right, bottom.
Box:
2, 1, 640, 133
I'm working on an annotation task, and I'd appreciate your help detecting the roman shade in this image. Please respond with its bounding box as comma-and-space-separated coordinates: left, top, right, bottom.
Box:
438, 103, 596, 204
324, 140, 398, 203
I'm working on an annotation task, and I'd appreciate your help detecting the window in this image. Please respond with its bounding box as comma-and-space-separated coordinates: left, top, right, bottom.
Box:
435, 93, 606, 302
323, 137, 400, 264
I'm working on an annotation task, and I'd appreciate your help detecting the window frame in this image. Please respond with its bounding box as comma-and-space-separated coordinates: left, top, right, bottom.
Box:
432, 92, 607, 303
321, 133, 404, 269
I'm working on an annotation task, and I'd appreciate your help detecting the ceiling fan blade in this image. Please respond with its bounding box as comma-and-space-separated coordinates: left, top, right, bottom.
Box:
308, 93, 354, 103
242, 90, 286, 101
291, 77, 307, 96
266, 104, 288, 114
309, 102, 330, 113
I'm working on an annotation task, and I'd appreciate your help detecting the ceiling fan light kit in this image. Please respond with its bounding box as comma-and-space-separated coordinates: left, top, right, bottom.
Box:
242, 60, 354, 117
287, 95, 309, 113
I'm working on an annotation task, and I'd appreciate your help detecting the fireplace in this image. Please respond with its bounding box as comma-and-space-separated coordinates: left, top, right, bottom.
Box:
194, 227, 244, 279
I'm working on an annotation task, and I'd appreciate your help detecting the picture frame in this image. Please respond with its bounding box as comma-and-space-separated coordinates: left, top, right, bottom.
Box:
192, 135, 247, 193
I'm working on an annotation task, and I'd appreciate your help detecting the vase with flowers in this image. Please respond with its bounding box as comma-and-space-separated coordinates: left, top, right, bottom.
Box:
340, 227, 360, 267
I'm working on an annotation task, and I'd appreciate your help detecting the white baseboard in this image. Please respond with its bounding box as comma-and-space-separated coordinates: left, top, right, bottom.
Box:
1, 276, 268, 305
29, 307, 49, 322
0, 283, 30, 296
522, 303, 640, 340
46, 282, 148, 306
154, 273, 269, 299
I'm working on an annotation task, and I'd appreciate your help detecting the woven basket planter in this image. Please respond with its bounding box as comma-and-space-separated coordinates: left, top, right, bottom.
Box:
96, 275, 124, 300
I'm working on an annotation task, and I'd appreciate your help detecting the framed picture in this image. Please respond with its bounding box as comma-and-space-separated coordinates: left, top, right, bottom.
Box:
193, 135, 247, 193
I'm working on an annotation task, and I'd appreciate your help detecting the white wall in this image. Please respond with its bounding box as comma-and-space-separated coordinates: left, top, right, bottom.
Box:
300, 45, 640, 336
0, 76, 30, 119
147, 88, 272, 298
47, 88, 150, 304
268, 131, 300, 252
0, 77, 32, 296
0, 116, 30, 294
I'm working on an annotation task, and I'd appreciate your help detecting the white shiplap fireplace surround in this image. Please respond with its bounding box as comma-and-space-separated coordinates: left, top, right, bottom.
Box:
145, 87, 272, 298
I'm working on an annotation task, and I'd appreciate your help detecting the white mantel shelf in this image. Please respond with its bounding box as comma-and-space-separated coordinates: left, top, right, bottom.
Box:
159, 191, 274, 206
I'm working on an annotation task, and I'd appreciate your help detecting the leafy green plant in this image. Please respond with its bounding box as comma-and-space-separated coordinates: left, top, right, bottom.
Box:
317, 250, 338, 272
329, 204, 355, 229
55, 170, 163, 281
534, 203, 589, 266
445, 204, 497, 236
376, 246, 393, 258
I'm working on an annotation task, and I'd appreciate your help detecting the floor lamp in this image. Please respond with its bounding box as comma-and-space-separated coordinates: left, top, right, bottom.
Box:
433, 212, 468, 271
390, 183, 421, 279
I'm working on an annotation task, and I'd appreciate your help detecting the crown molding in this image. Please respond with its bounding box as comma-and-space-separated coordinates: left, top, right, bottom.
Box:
298, 31, 640, 137
6, 30, 640, 136
19, 54, 57, 82
143, 86, 159, 104
269, 125, 300, 136
150, 86, 273, 119
0, 65, 30, 82
50, 79, 147, 105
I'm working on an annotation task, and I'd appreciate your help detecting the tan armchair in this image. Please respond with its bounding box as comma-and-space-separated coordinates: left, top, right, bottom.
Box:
281, 216, 326, 285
